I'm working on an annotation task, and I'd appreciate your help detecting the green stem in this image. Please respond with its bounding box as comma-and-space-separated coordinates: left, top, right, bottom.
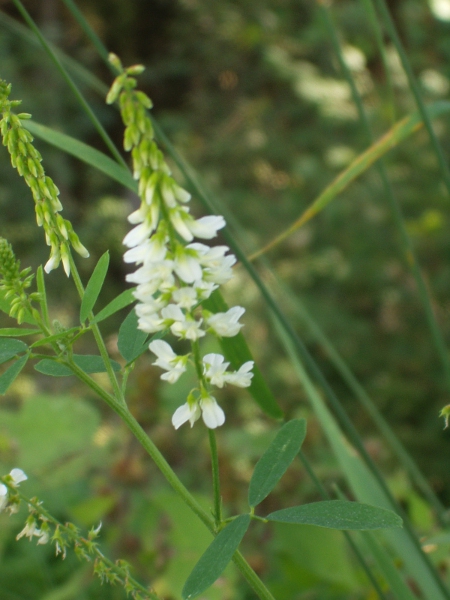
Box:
232, 552, 276, 600
68, 253, 125, 405
208, 429, 222, 525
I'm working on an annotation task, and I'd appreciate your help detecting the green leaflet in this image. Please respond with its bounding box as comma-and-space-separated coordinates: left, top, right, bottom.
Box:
34, 355, 121, 377
117, 309, 149, 363
182, 515, 250, 599
92, 288, 136, 323
0, 338, 28, 364
248, 419, 307, 507
0, 354, 28, 394
80, 251, 110, 323
266, 500, 403, 530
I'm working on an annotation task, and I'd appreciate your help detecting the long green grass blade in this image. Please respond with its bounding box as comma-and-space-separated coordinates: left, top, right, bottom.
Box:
11, 0, 127, 169
318, 0, 450, 410
277, 321, 450, 600
24, 121, 136, 191
249, 101, 450, 261
0, 10, 107, 96
370, 0, 450, 194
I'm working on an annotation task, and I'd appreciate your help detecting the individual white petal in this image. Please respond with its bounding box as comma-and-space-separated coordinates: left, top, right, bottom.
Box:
160, 365, 186, 383
194, 279, 218, 300
207, 306, 245, 337
174, 252, 203, 283
200, 396, 225, 428
188, 215, 226, 239
133, 281, 162, 301
138, 314, 165, 333
127, 208, 145, 224
149, 340, 177, 363
224, 361, 254, 387
172, 402, 201, 429
44, 249, 60, 274
161, 304, 185, 322
169, 208, 194, 242
10, 468, 27, 485
123, 221, 154, 248
0, 484, 8, 511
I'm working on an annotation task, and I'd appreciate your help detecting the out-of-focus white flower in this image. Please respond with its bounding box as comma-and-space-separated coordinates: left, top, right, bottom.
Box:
200, 394, 225, 428
10, 468, 27, 485
16, 517, 39, 541
207, 306, 245, 337
0, 484, 8, 511
149, 340, 189, 383
224, 361, 254, 387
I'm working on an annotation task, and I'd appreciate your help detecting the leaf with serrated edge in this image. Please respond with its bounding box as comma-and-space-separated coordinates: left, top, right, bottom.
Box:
0, 338, 28, 365
92, 288, 136, 323
117, 309, 148, 363
0, 355, 28, 394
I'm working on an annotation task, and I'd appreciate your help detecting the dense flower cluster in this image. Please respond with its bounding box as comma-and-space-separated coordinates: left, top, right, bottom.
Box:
107, 55, 253, 429
0, 80, 89, 276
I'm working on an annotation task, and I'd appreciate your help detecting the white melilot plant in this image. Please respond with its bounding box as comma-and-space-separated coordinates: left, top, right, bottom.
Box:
107, 54, 254, 429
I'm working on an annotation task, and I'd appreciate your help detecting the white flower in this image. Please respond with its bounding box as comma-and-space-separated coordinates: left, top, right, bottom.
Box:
207, 306, 245, 337
173, 244, 203, 283
10, 468, 27, 485
124, 236, 167, 264
203, 353, 230, 388
188, 215, 226, 239
44, 247, 60, 274
172, 286, 198, 309
200, 395, 225, 428
149, 340, 188, 383
171, 316, 205, 341
224, 361, 254, 387
123, 219, 156, 248
0, 484, 8, 512
138, 312, 165, 333
16, 518, 39, 541
172, 401, 201, 429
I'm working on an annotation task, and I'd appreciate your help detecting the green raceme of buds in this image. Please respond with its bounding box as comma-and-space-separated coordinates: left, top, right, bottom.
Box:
0, 80, 89, 276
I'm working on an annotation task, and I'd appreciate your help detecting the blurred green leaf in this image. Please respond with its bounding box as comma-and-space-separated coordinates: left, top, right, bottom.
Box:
0, 338, 28, 364
0, 355, 28, 394
202, 291, 282, 418
267, 500, 403, 530
30, 327, 81, 348
117, 309, 148, 363
80, 251, 110, 323
0, 328, 40, 337
182, 514, 250, 600
92, 288, 136, 323
34, 355, 121, 377
248, 419, 306, 507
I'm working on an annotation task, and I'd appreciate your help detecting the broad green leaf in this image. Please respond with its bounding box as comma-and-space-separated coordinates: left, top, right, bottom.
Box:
0, 355, 28, 394
202, 291, 282, 418
30, 327, 81, 348
92, 288, 136, 323
34, 355, 121, 377
267, 500, 402, 530
182, 515, 250, 600
0, 338, 28, 364
80, 251, 110, 323
0, 328, 40, 337
117, 309, 149, 363
24, 121, 137, 192
248, 419, 306, 507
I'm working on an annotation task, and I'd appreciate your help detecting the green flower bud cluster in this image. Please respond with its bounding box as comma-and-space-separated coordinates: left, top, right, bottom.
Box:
0, 80, 89, 276
0, 237, 39, 324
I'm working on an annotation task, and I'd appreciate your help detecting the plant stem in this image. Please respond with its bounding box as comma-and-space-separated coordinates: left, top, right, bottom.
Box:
208, 429, 222, 525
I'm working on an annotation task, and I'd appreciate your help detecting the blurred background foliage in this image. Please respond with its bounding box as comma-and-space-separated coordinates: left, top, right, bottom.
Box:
1, 0, 450, 598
